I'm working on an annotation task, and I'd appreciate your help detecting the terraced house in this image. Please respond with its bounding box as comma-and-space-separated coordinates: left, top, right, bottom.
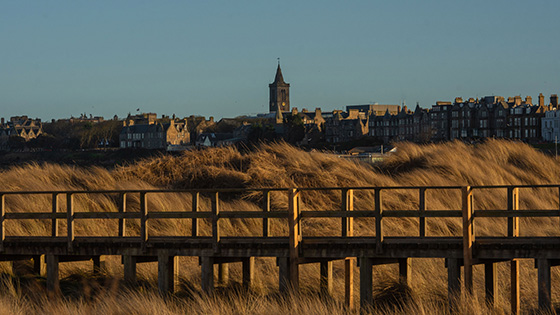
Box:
119, 113, 190, 149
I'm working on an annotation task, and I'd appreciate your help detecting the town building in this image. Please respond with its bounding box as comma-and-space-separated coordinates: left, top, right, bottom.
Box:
0, 116, 43, 149
119, 113, 190, 149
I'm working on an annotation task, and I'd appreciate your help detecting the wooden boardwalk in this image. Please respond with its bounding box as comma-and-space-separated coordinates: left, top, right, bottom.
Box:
1, 185, 560, 312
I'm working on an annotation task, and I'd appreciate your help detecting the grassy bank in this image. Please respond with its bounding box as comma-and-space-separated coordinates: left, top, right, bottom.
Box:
0, 139, 559, 313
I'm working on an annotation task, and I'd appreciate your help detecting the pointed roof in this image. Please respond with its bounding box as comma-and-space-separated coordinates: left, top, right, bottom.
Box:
272, 64, 286, 85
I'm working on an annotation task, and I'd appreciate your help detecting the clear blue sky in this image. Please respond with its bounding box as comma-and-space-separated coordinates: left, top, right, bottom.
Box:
2, 1, 560, 120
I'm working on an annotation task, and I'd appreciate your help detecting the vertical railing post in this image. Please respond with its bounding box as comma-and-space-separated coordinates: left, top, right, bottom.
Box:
212, 192, 220, 253
51, 193, 58, 237
288, 188, 300, 290
140, 192, 148, 252
375, 188, 383, 253
419, 188, 426, 237
341, 189, 354, 237
342, 189, 354, 309
508, 186, 520, 315
263, 190, 270, 237
462, 186, 474, 294
192, 192, 199, 237
118, 192, 126, 237
0, 194, 4, 252
67, 193, 74, 252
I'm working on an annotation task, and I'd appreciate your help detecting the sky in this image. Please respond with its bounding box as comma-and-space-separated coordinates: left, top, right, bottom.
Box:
2, 1, 560, 121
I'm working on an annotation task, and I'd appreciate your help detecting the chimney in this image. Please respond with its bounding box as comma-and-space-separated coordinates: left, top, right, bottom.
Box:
539, 93, 545, 106
551, 94, 558, 107
525, 96, 532, 105
514, 96, 522, 106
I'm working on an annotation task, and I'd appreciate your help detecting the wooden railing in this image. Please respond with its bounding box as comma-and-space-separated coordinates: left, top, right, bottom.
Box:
1, 185, 560, 245
2, 184, 560, 312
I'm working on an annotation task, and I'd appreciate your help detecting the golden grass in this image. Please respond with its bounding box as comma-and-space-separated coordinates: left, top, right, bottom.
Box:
1, 139, 560, 313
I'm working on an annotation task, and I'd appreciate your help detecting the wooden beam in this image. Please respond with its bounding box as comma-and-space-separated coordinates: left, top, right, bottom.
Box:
288, 189, 300, 290
118, 192, 126, 237
66, 193, 74, 252
507, 187, 519, 315
140, 192, 148, 252
212, 192, 220, 253
263, 190, 270, 237
192, 192, 199, 237
375, 189, 383, 253
278, 257, 290, 292
398, 258, 411, 286
341, 189, 354, 237
345, 258, 354, 310
320, 260, 333, 297
462, 186, 473, 293
359, 257, 373, 309
51, 193, 58, 237
447, 258, 461, 305
92, 256, 105, 275
158, 254, 178, 294
242, 257, 254, 290
200, 256, 214, 293
419, 188, 426, 237
484, 262, 497, 307
123, 255, 137, 282
537, 259, 552, 311
46, 254, 59, 292
217, 263, 229, 286
33, 255, 46, 277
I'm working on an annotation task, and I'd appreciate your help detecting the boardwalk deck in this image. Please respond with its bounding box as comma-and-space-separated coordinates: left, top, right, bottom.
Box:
1, 185, 560, 312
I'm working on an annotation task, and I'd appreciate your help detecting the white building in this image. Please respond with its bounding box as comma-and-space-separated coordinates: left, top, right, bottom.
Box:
542, 109, 560, 142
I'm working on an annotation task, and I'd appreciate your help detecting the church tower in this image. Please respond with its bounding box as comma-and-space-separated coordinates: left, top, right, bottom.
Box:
269, 63, 290, 113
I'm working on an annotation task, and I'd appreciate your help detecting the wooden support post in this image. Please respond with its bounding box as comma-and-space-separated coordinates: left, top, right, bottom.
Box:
0, 194, 4, 252
359, 257, 373, 309
320, 261, 333, 297
33, 255, 46, 277
447, 258, 461, 304
507, 187, 520, 315
345, 258, 354, 310
242, 257, 254, 290
278, 257, 290, 292
92, 256, 105, 275
201, 256, 214, 293
192, 192, 199, 237
158, 254, 178, 295
263, 190, 270, 237
140, 192, 148, 252
46, 254, 59, 292
212, 192, 220, 254
118, 192, 126, 237
462, 186, 474, 293
217, 263, 229, 286
398, 258, 411, 286
537, 259, 552, 312
66, 193, 74, 252
341, 189, 354, 237
511, 260, 520, 315
375, 189, 383, 253
419, 188, 426, 237
484, 262, 497, 307
288, 189, 300, 290
51, 193, 58, 237
123, 255, 137, 282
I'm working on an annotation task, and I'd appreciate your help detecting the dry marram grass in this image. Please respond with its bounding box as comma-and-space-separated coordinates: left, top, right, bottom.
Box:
0, 140, 559, 313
